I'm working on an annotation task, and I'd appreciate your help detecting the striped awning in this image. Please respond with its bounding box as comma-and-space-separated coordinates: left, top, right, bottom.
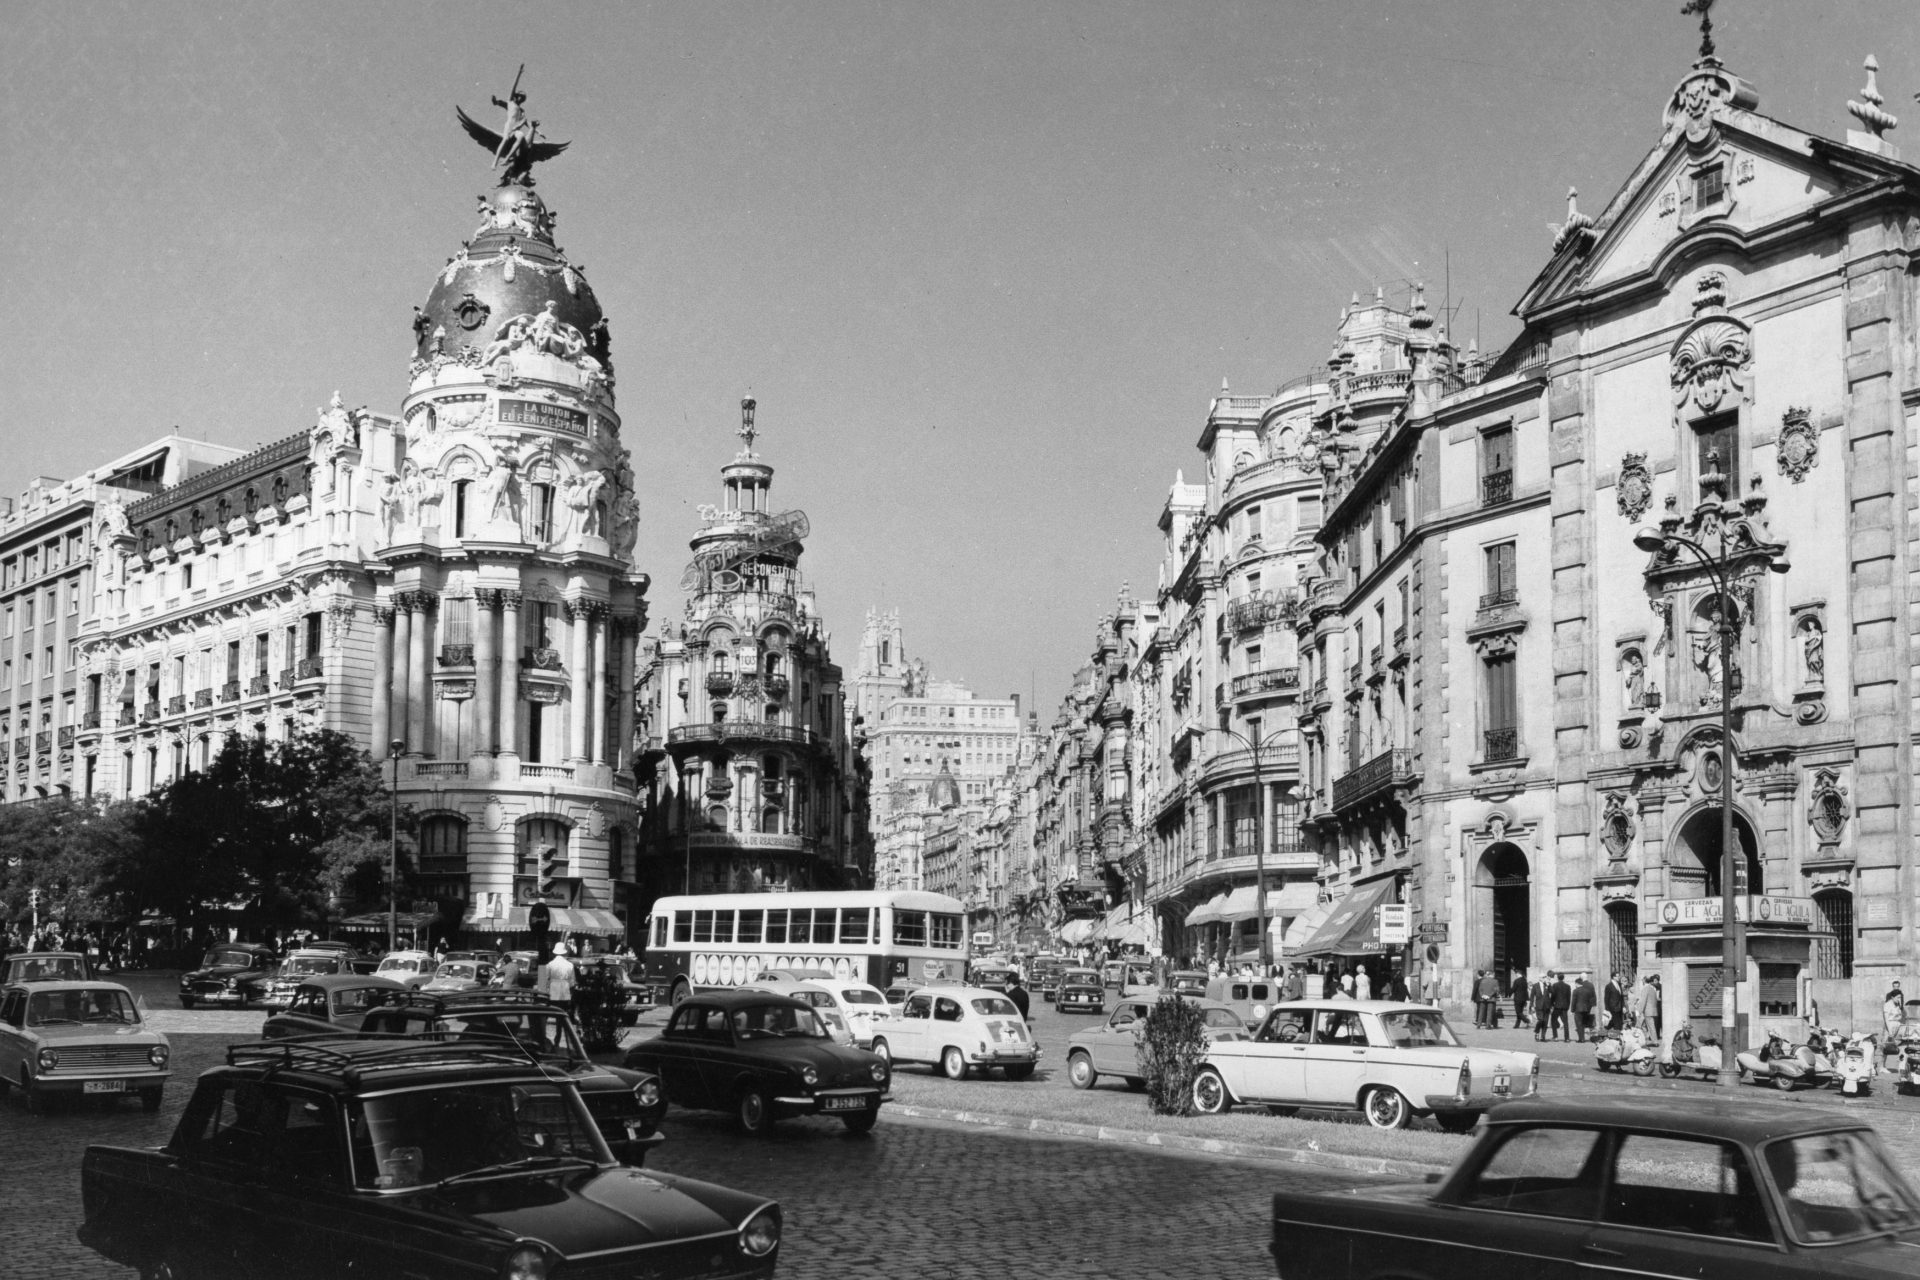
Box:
1058, 918, 1099, 946
458, 905, 626, 936
1184, 892, 1230, 927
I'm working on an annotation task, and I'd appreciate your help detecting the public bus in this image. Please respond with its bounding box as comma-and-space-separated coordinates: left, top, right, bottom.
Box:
641, 890, 971, 1004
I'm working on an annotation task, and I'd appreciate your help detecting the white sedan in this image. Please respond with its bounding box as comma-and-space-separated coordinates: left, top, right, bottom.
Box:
1193, 999, 1538, 1130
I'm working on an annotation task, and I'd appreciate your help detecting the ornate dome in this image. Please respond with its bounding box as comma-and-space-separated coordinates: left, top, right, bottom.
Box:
413, 183, 607, 371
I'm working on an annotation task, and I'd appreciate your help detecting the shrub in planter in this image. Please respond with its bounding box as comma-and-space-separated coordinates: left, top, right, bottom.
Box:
1138, 993, 1212, 1116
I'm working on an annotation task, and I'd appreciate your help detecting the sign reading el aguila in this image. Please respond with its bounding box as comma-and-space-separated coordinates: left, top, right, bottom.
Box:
498, 399, 589, 435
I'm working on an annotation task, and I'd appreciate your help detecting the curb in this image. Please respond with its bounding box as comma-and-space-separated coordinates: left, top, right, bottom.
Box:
886, 1103, 1448, 1178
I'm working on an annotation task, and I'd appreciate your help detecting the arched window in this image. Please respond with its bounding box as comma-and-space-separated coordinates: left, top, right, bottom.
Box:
215, 497, 231, 527
419, 815, 468, 875
271, 475, 289, 507
452, 480, 472, 537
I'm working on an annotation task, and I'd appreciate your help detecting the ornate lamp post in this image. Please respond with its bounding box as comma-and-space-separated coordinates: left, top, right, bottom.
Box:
1206, 726, 1292, 975
387, 738, 405, 954
1632, 526, 1787, 1086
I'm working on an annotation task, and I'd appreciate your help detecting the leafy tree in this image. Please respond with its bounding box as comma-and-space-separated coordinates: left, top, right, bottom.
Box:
93, 729, 417, 933
0, 795, 114, 926
1138, 993, 1212, 1116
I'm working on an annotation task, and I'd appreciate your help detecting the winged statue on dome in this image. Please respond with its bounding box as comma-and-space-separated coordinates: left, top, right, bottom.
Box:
456, 66, 570, 186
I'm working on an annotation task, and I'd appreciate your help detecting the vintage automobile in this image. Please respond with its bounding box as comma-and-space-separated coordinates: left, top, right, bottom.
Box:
260, 974, 406, 1038
76, 1037, 782, 1280
418, 958, 496, 994
883, 979, 925, 1013
371, 949, 438, 989
295, 939, 378, 974
1028, 955, 1065, 1002
970, 962, 1017, 992
1102, 958, 1155, 992
623, 990, 890, 1135
178, 942, 279, 1009
786, 979, 892, 1049
1207, 974, 1282, 1029
1196, 999, 1539, 1131
870, 986, 1040, 1080
1270, 1097, 1920, 1278
2, 950, 92, 984
1065, 992, 1251, 1090
1057, 967, 1106, 1014
0, 981, 171, 1113
1168, 969, 1209, 999
360, 989, 666, 1164
255, 947, 361, 1010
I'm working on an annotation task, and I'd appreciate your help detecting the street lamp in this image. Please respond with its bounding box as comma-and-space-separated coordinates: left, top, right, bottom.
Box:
387, 738, 405, 954
1631, 525, 1788, 1087
1206, 725, 1292, 976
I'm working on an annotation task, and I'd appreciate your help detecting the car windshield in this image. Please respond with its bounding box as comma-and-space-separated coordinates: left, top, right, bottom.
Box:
203, 950, 254, 969
27, 988, 139, 1026
731, 1003, 829, 1039
348, 1080, 608, 1189
1765, 1131, 1920, 1243
282, 956, 339, 977
971, 996, 1019, 1017
1378, 1010, 1461, 1047
443, 1011, 582, 1062
841, 988, 886, 1006
1065, 971, 1098, 983
437, 964, 478, 981
1201, 1008, 1245, 1031
377, 957, 420, 973
10, 956, 85, 981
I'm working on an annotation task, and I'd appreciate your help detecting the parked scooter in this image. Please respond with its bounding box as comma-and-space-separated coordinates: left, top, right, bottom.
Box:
1594, 1025, 1658, 1076
1835, 1030, 1878, 1096
1738, 1028, 1836, 1092
1657, 1023, 1723, 1081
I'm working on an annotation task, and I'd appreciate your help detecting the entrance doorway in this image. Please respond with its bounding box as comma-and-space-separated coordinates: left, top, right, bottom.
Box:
1481, 842, 1530, 990
1670, 808, 1761, 898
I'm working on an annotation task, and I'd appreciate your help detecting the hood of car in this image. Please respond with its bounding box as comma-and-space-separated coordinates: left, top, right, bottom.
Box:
745, 1039, 879, 1081
33, 1022, 163, 1045
430, 1166, 769, 1258
185, 964, 265, 982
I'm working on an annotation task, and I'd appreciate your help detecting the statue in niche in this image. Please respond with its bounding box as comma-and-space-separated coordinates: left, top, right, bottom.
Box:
396, 464, 428, 526
1800, 614, 1825, 685
1621, 649, 1645, 711
610, 489, 640, 558
376, 473, 402, 539
476, 457, 519, 532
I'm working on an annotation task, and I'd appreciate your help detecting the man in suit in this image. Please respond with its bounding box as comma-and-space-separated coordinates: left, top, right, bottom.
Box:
1548, 972, 1573, 1041
1603, 973, 1627, 1032
1530, 976, 1551, 1041
1571, 973, 1598, 1041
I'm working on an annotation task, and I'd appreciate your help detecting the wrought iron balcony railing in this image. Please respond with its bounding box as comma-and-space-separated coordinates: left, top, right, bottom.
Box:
706, 671, 737, 695
1331, 747, 1414, 811
1478, 588, 1518, 611
296, 657, 323, 680
278, 667, 296, 690
222, 681, 241, 703
1230, 668, 1300, 699
1481, 469, 1513, 507
193, 688, 213, 708
56, 726, 74, 748
248, 675, 271, 696
1484, 727, 1520, 762
82, 710, 101, 730
166, 695, 186, 715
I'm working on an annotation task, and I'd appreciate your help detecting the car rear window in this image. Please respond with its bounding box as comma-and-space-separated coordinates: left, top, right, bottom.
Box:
1201, 1008, 1244, 1031
841, 988, 885, 1005
970, 997, 1018, 1017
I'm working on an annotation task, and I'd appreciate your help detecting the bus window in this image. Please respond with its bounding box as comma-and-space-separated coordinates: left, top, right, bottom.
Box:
812, 910, 837, 945
787, 909, 810, 942
693, 910, 715, 944
672, 911, 692, 944
931, 914, 963, 949
652, 916, 668, 948
712, 910, 735, 944
765, 909, 788, 945
894, 910, 926, 947
737, 910, 764, 944
839, 908, 870, 945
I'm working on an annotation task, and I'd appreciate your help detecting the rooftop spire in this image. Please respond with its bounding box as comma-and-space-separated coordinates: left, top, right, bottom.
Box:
738, 395, 759, 457
1680, 0, 1716, 63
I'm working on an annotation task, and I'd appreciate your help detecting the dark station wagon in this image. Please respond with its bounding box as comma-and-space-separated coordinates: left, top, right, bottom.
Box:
77, 1038, 782, 1280
1272, 1096, 1920, 1278
259, 974, 407, 1039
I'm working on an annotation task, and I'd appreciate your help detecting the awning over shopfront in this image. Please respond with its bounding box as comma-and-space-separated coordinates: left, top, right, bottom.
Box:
464, 904, 530, 934
458, 905, 626, 937
1103, 904, 1152, 949
1058, 918, 1099, 946
1280, 902, 1331, 951
1217, 881, 1320, 924
1289, 877, 1399, 958
1184, 893, 1230, 927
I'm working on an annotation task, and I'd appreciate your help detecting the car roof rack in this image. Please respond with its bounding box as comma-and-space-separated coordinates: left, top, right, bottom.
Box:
225, 1034, 551, 1085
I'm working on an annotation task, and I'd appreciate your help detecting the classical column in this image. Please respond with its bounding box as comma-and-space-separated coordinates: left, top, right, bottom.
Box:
567, 600, 592, 761
406, 592, 433, 755
590, 605, 609, 765
473, 590, 500, 755
615, 616, 638, 775
497, 591, 522, 756
389, 601, 412, 754
370, 605, 395, 751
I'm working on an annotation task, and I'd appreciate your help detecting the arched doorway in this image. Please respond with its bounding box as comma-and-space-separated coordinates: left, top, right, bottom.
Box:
1480, 843, 1530, 986
1668, 807, 1761, 898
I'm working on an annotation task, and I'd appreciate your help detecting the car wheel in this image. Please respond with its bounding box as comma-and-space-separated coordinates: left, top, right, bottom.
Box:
1435, 1112, 1478, 1135
1192, 1067, 1233, 1114
870, 1037, 892, 1066
141, 1088, 164, 1114
670, 979, 691, 1007
940, 1047, 969, 1081
1004, 1064, 1035, 1082
737, 1086, 773, 1135
841, 1108, 879, 1135
1066, 1053, 1097, 1090
1362, 1086, 1410, 1130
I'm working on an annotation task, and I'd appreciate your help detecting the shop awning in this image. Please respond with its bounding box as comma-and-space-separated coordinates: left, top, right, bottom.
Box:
1217, 881, 1320, 924
1289, 878, 1400, 958
1280, 901, 1332, 950
1104, 904, 1152, 948
1184, 893, 1230, 927
553, 907, 627, 936
464, 905, 530, 934
1058, 918, 1099, 946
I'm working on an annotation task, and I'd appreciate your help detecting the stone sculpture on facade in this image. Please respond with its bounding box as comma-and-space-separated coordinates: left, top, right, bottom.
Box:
1777, 406, 1819, 482
455, 70, 570, 188
1616, 452, 1653, 522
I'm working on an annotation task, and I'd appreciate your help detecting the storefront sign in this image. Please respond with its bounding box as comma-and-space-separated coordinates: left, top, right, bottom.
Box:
1655, 896, 1813, 928
498, 398, 589, 435
1375, 903, 1410, 944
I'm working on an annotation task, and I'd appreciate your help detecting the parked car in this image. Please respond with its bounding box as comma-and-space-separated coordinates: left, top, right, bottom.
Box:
970, 962, 1017, 992
786, 979, 892, 1049
178, 943, 279, 1009
0, 981, 169, 1112
624, 990, 890, 1135
1206, 974, 1282, 1029
1196, 999, 1539, 1130
1065, 992, 1250, 1091
1057, 967, 1106, 1015
260, 974, 407, 1039
371, 949, 438, 989
1271, 1096, 1920, 1278
256, 948, 361, 1010
417, 959, 496, 994
2, 951, 92, 985
359, 989, 666, 1164
870, 986, 1040, 1080
76, 1037, 782, 1279
293, 939, 377, 974
1168, 969, 1209, 999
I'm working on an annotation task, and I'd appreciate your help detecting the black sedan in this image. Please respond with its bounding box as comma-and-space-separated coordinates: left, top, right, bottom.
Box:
178, 943, 278, 1008
624, 990, 890, 1135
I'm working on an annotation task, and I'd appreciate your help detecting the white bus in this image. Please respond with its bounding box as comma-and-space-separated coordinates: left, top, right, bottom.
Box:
641, 890, 971, 1004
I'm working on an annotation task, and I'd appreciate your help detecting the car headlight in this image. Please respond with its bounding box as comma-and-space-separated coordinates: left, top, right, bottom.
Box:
800, 1065, 819, 1086
37, 1048, 57, 1071
738, 1206, 781, 1258
148, 1045, 170, 1067
635, 1078, 661, 1109
499, 1244, 548, 1280
869, 1061, 889, 1084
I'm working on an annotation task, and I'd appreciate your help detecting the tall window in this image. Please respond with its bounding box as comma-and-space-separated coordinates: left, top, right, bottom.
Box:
1484, 653, 1518, 761
530, 483, 556, 543
1693, 163, 1725, 210
525, 700, 544, 763
419, 816, 468, 875
441, 597, 473, 650
226, 641, 241, 685
1695, 414, 1738, 499
1812, 891, 1854, 979
1481, 425, 1513, 506
1483, 542, 1517, 607
452, 480, 471, 537
254, 633, 269, 677
519, 818, 568, 878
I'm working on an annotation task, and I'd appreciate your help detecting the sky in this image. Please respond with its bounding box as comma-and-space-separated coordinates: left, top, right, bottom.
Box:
4, 0, 1914, 715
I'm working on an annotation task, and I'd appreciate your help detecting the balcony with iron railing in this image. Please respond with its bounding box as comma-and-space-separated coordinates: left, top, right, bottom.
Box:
166, 695, 186, 716
706, 670, 736, 696
248, 675, 271, 696
765, 673, 790, 699
1199, 744, 1301, 789
1483, 727, 1520, 763
1225, 590, 1299, 636
56, 726, 73, 749
1346, 663, 1363, 689
1478, 587, 1518, 613
278, 666, 296, 690
1230, 667, 1300, 699
12, 736, 26, 757
1332, 747, 1415, 811
1311, 677, 1329, 706
82, 710, 101, 730
1369, 646, 1384, 677
193, 688, 213, 709
222, 680, 241, 703
142, 701, 160, 722
296, 657, 323, 680
669, 722, 816, 749
35, 731, 52, 753
1481, 469, 1513, 507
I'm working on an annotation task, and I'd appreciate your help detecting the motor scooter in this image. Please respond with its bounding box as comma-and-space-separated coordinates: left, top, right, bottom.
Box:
1657, 1023, 1722, 1081
1835, 1030, 1878, 1096
1738, 1028, 1835, 1092
1594, 1025, 1657, 1076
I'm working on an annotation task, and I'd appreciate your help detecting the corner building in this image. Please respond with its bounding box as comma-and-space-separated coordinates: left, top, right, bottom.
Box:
80, 105, 648, 941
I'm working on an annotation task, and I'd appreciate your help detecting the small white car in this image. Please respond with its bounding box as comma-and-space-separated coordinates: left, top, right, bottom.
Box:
373, 951, 439, 990
0, 981, 171, 1113
1065, 992, 1250, 1091
1194, 999, 1539, 1131
869, 986, 1039, 1080
788, 980, 892, 1049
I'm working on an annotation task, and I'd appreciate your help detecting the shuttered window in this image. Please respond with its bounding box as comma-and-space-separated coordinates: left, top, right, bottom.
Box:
1757, 964, 1799, 1017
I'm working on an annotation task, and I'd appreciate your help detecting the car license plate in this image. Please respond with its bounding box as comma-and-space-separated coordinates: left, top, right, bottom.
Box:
84, 1080, 127, 1094
822, 1096, 865, 1112
1493, 1072, 1511, 1095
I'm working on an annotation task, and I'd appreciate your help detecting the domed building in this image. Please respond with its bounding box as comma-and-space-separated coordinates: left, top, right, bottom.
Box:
78, 86, 649, 945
